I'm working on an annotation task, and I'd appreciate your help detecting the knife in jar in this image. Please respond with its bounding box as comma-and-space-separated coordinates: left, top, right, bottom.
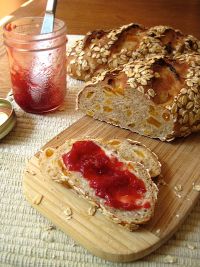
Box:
41, 0, 57, 34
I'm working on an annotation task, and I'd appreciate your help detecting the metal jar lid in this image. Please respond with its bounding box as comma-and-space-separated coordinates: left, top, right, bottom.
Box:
0, 98, 16, 140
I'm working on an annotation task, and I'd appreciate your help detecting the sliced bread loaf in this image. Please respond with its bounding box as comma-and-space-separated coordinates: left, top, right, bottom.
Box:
39, 139, 159, 231
78, 53, 200, 141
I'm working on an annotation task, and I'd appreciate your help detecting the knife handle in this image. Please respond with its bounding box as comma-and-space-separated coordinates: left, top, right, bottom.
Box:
46, 0, 57, 14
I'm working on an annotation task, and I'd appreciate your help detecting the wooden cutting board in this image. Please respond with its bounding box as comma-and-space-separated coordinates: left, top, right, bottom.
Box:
23, 116, 200, 262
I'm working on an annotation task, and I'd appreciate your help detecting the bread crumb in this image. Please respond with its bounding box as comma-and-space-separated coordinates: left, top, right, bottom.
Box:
26, 169, 36, 176
193, 184, 200, 191
156, 229, 160, 234
44, 225, 56, 231
63, 207, 72, 220
63, 207, 72, 216
187, 243, 196, 250
112, 216, 121, 222
174, 184, 183, 192
174, 191, 182, 198
175, 214, 180, 218
65, 215, 72, 220
164, 255, 177, 263
33, 194, 43, 205
87, 206, 97, 216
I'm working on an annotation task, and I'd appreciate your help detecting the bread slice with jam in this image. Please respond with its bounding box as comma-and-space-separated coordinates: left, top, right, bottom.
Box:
105, 139, 161, 178
39, 139, 159, 231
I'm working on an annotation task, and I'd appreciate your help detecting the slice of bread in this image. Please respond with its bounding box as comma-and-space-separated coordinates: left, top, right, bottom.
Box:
39, 139, 159, 231
105, 139, 161, 177
78, 53, 200, 141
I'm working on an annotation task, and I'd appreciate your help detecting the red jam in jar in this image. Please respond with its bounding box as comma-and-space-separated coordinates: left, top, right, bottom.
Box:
62, 140, 150, 211
10, 64, 66, 113
4, 17, 67, 113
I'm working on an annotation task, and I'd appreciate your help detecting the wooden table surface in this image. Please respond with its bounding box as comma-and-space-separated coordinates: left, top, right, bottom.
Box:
0, 0, 200, 98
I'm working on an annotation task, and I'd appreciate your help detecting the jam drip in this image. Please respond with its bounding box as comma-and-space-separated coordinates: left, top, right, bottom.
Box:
62, 141, 150, 211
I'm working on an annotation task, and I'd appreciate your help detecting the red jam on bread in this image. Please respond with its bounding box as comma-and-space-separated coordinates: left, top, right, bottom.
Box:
62, 140, 150, 211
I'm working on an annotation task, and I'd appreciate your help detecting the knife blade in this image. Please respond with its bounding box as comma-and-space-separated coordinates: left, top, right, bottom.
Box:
41, 0, 57, 34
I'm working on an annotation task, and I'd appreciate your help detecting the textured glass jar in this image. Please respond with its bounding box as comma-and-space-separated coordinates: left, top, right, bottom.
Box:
3, 17, 67, 113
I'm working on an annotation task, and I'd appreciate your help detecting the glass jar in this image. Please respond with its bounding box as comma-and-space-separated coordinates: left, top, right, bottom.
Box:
3, 17, 67, 113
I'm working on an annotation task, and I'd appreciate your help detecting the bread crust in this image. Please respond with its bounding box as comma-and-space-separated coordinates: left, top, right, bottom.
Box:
78, 53, 200, 141
67, 23, 200, 81
105, 139, 161, 177
39, 138, 159, 231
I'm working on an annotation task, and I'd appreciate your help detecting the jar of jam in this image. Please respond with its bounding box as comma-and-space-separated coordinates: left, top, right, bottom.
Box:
3, 17, 67, 113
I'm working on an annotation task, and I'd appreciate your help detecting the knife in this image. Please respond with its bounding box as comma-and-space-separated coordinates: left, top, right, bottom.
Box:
41, 0, 57, 34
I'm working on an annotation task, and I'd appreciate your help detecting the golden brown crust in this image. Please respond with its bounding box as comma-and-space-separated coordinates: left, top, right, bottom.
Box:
67, 23, 146, 80
123, 53, 200, 139
78, 53, 200, 141
67, 23, 200, 81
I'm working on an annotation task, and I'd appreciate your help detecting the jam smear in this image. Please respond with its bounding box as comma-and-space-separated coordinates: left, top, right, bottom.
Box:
62, 141, 150, 211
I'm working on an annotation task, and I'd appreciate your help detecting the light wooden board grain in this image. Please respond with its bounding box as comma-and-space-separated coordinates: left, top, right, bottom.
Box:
23, 116, 200, 262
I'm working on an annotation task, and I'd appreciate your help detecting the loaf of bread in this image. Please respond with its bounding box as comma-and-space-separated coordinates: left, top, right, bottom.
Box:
39, 139, 159, 231
78, 53, 200, 141
67, 23, 200, 81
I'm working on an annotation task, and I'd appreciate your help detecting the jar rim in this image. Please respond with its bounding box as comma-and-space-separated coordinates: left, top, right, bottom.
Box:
3, 17, 66, 41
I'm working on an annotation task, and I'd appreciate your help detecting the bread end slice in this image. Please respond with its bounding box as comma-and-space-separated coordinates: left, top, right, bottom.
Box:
39, 139, 159, 231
